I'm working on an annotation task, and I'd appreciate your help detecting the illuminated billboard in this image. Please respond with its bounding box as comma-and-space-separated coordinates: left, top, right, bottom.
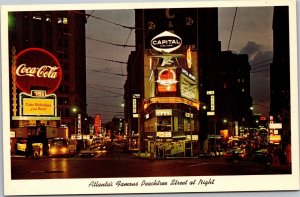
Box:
156, 68, 178, 93
180, 74, 198, 100
22, 98, 54, 116
15, 48, 62, 95
144, 8, 198, 50
94, 114, 101, 135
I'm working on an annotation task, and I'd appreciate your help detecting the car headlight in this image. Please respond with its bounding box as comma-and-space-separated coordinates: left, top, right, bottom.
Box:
61, 147, 67, 153
50, 148, 57, 154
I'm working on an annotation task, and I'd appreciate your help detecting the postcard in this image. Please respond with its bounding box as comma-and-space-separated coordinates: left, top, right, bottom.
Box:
1, 0, 299, 196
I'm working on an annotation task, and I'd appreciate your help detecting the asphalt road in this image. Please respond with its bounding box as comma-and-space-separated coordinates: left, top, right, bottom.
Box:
11, 150, 291, 179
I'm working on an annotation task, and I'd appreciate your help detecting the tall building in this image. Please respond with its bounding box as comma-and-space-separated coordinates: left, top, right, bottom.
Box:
125, 8, 220, 157
9, 11, 87, 141
217, 51, 252, 136
270, 6, 290, 146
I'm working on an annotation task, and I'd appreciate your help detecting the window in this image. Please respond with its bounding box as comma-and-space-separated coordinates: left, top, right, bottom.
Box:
57, 17, 63, 24
45, 14, 52, 22
63, 17, 68, 24
33, 15, 42, 20
57, 17, 68, 24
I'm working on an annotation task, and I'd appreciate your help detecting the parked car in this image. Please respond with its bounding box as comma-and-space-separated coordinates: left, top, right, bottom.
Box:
224, 147, 246, 161
78, 148, 95, 158
253, 149, 269, 162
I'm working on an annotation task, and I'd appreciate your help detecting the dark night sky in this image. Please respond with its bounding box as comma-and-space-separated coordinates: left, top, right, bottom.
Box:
86, 7, 274, 121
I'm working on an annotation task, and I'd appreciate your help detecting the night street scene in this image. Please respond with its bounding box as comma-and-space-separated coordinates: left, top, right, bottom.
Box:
6, 4, 294, 185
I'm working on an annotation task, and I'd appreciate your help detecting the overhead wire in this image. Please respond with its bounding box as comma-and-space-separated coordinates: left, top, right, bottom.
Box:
87, 85, 124, 95
86, 36, 135, 48
87, 68, 127, 76
227, 7, 238, 51
87, 83, 123, 90
251, 63, 271, 71
72, 10, 135, 30
87, 55, 127, 64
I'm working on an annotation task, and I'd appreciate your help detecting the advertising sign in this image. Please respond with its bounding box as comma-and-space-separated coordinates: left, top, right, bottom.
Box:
22, 98, 54, 116
144, 8, 198, 49
15, 48, 62, 95
269, 134, 281, 144
77, 114, 82, 135
151, 31, 182, 53
157, 68, 178, 92
155, 109, 172, 116
180, 75, 198, 100
186, 135, 199, 141
156, 131, 172, 138
94, 114, 101, 135
269, 123, 282, 129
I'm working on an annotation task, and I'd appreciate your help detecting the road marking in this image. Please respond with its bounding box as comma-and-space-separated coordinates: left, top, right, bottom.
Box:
187, 163, 210, 167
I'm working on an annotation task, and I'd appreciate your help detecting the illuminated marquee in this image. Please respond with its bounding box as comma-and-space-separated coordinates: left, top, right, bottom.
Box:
15, 48, 62, 95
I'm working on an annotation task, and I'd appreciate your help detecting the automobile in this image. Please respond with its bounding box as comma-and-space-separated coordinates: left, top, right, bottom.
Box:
78, 148, 95, 158
253, 149, 269, 162
94, 144, 106, 151
48, 138, 76, 157
224, 147, 246, 161
91, 138, 102, 149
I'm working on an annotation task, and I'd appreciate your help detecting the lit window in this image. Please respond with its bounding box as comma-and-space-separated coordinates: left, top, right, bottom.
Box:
242, 88, 245, 92
57, 17, 62, 24
33, 15, 42, 20
63, 17, 68, 24
45, 14, 52, 22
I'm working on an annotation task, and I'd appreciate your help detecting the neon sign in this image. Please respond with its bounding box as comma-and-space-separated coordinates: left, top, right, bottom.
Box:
151, 31, 182, 53
157, 69, 177, 92
15, 48, 62, 95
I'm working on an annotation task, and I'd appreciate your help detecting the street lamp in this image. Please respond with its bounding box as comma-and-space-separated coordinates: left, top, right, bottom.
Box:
72, 107, 77, 141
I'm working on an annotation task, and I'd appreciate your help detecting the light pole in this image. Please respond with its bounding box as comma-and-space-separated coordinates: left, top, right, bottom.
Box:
72, 107, 77, 143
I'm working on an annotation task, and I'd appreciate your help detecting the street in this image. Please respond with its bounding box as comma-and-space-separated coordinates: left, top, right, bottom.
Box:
11, 149, 291, 179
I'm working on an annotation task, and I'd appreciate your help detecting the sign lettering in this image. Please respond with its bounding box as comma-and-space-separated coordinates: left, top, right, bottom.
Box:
16, 64, 59, 78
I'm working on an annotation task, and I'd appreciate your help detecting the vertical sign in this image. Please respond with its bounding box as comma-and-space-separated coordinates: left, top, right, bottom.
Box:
234, 121, 239, 136
133, 94, 140, 118
207, 90, 215, 116
77, 113, 81, 135
94, 114, 101, 135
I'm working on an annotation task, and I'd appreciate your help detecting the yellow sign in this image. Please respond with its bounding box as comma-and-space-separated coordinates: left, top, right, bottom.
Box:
23, 98, 54, 116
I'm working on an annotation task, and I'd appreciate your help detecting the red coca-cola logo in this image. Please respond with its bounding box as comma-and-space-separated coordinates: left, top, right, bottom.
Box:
15, 48, 62, 95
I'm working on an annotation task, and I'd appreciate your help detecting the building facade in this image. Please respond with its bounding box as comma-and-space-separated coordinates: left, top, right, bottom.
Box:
125, 8, 220, 157
270, 6, 290, 148
9, 11, 87, 146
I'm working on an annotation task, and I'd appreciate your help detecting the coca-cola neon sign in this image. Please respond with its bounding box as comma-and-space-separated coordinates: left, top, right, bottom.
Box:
15, 48, 62, 95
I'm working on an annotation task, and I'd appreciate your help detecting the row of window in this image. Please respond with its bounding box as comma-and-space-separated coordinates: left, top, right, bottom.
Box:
32, 14, 68, 25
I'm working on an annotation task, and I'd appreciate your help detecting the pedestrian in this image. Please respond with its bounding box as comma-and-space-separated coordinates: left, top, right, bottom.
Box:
26, 137, 33, 158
